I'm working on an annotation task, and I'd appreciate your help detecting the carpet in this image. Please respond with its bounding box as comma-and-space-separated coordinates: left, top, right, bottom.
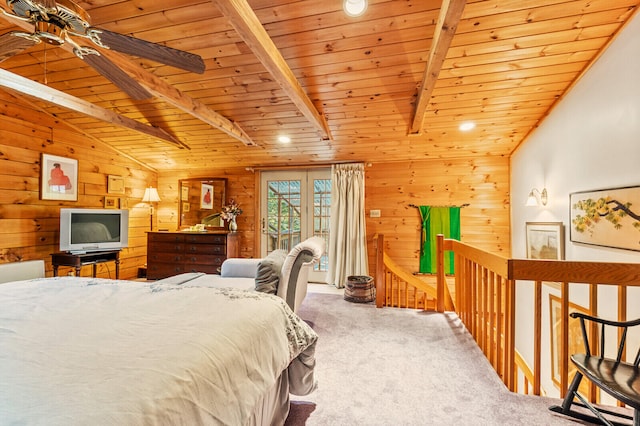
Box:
285, 292, 603, 425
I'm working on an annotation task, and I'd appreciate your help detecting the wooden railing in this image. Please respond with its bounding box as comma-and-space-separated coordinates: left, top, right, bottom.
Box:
374, 233, 640, 399
374, 234, 454, 310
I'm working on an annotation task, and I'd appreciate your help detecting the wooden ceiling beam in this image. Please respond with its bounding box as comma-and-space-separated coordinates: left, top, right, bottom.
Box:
0, 11, 257, 148
409, 0, 466, 135
212, 0, 332, 141
98, 49, 257, 147
0, 68, 185, 147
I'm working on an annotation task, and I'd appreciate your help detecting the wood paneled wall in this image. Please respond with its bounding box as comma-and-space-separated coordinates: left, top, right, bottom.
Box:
1, 82, 509, 280
0, 90, 157, 279
157, 168, 257, 258
365, 158, 511, 275
158, 157, 511, 276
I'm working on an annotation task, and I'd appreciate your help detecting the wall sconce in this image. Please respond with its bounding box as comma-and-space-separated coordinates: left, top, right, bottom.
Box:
142, 187, 161, 231
526, 188, 548, 206
343, 0, 367, 17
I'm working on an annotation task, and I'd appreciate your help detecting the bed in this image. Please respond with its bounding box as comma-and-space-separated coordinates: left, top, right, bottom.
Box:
0, 274, 317, 425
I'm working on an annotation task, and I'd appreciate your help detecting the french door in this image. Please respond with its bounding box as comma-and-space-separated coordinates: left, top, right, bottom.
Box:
260, 169, 330, 283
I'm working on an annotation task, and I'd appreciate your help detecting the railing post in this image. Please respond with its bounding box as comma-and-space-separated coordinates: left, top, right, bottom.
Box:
375, 234, 385, 308
436, 234, 445, 313
505, 278, 516, 391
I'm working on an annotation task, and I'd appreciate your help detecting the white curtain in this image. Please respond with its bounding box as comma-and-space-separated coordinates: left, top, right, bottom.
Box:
328, 163, 368, 288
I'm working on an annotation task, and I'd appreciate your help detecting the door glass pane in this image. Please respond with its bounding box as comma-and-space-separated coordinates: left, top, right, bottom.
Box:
266, 179, 301, 253
261, 169, 330, 283
313, 178, 331, 272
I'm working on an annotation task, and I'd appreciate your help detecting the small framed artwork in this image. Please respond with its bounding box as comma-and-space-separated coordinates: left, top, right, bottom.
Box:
182, 202, 190, 212
570, 186, 640, 252
549, 294, 593, 399
181, 185, 189, 200
40, 153, 78, 201
526, 222, 564, 260
104, 196, 119, 209
201, 183, 213, 209
107, 175, 125, 194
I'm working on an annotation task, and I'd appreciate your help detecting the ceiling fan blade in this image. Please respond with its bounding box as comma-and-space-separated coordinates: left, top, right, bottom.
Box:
80, 50, 152, 100
89, 27, 205, 74
0, 32, 40, 62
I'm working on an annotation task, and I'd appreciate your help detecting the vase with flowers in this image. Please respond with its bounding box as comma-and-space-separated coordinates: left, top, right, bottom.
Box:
220, 199, 242, 232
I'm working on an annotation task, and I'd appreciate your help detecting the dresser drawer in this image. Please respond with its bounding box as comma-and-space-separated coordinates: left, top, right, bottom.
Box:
183, 254, 226, 266
183, 263, 221, 274
184, 244, 225, 255
147, 252, 183, 263
184, 234, 227, 245
148, 242, 184, 253
148, 233, 185, 243
147, 263, 185, 280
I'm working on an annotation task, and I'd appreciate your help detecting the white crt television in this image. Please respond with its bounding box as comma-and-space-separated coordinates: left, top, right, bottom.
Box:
59, 208, 129, 253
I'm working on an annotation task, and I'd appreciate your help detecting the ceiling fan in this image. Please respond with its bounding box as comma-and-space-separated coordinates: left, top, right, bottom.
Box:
0, 0, 205, 100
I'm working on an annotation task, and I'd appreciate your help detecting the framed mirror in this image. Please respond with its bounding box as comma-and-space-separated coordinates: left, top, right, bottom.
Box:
179, 178, 227, 230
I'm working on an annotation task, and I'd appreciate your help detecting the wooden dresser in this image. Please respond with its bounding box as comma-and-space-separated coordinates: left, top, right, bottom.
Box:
146, 231, 239, 280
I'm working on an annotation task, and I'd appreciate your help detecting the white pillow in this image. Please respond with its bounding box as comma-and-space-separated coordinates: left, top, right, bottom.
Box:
220, 258, 262, 278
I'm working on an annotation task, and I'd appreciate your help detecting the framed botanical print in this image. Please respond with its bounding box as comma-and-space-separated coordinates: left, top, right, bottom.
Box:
40, 154, 78, 201
570, 186, 640, 251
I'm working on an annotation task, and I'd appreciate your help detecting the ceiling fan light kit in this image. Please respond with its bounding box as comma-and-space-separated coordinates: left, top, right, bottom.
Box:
0, 0, 205, 99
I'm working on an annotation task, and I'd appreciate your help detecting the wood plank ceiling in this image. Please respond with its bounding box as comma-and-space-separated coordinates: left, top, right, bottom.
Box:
0, 0, 637, 171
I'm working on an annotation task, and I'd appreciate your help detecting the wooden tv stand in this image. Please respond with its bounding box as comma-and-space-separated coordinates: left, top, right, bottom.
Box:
51, 250, 121, 279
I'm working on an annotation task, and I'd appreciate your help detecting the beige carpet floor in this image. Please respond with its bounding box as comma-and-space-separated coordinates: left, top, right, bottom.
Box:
285, 291, 625, 425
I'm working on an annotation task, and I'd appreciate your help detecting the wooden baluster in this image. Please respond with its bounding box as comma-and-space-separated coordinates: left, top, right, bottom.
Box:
560, 281, 569, 398
533, 280, 542, 396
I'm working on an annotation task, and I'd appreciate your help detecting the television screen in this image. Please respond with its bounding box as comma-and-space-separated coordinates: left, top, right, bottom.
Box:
60, 209, 129, 253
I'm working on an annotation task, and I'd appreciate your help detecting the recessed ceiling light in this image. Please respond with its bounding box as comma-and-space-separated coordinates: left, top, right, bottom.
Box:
459, 121, 476, 132
343, 0, 367, 17
278, 135, 291, 144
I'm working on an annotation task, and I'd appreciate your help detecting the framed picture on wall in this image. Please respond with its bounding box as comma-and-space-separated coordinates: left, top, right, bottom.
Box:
526, 222, 564, 260
570, 186, 640, 252
549, 294, 594, 399
104, 196, 119, 209
40, 154, 78, 201
107, 175, 125, 194
200, 183, 213, 209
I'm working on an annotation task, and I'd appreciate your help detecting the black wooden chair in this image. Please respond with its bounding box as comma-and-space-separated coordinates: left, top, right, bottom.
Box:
550, 312, 640, 426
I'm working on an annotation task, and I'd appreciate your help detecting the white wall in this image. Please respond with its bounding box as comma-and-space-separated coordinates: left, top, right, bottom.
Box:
510, 12, 640, 397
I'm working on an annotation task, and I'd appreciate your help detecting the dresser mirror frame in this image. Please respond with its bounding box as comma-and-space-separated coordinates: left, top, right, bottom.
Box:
178, 178, 227, 230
